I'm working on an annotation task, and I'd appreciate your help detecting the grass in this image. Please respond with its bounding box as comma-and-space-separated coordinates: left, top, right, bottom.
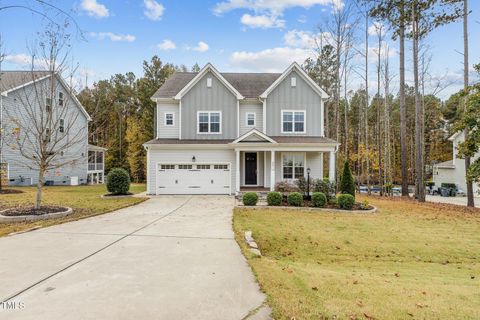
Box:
0, 184, 146, 237
233, 196, 480, 320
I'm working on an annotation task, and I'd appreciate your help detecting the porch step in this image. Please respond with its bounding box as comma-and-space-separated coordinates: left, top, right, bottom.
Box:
237, 191, 270, 201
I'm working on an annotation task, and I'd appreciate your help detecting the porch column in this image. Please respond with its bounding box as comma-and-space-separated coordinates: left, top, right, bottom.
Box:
235, 150, 240, 195
270, 150, 276, 191
319, 152, 324, 179
329, 150, 335, 183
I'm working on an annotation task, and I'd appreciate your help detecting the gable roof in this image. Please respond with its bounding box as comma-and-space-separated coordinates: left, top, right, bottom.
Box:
0, 70, 92, 121
260, 62, 329, 99
174, 63, 244, 100
232, 129, 277, 144
152, 71, 281, 100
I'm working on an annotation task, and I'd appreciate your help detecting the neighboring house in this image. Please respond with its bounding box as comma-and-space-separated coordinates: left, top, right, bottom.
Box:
0, 71, 106, 186
433, 131, 479, 195
144, 62, 339, 195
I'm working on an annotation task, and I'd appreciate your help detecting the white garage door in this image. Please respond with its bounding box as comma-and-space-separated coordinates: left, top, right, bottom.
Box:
156, 163, 231, 195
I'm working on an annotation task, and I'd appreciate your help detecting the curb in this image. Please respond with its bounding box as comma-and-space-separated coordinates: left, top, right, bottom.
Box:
0, 207, 73, 223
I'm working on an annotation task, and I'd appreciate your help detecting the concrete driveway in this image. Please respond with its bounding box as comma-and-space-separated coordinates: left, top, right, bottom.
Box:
0, 196, 267, 320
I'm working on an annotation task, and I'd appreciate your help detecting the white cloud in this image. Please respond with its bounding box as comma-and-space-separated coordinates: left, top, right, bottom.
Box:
4, 54, 48, 69
240, 14, 285, 29
80, 0, 109, 18
90, 32, 136, 42
157, 39, 176, 50
230, 47, 313, 72
193, 41, 209, 52
213, 0, 344, 16
368, 21, 385, 36
143, 0, 165, 21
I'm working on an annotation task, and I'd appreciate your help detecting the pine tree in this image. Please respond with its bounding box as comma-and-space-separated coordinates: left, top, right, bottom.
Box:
340, 160, 355, 198
125, 117, 147, 182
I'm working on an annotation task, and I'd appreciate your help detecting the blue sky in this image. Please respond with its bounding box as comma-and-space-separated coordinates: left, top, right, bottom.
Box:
0, 0, 479, 98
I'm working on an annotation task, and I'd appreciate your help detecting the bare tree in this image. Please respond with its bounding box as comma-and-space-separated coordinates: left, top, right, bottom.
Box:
0, 35, 5, 191
383, 44, 393, 193
4, 25, 86, 208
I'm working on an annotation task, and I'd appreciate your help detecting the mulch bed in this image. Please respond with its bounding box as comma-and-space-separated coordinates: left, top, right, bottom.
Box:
0, 189, 25, 195
278, 200, 372, 211
102, 192, 134, 197
1, 206, 69, 217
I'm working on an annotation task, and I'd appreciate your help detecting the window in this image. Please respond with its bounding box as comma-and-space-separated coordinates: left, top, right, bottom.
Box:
59, 119, 65, 133
214, 164, 228, 170
198, 111, 221, 134
282, 153, 305, 180
246, 113, 255, 127
196, 164, 211, 169
161, 164, 175, 170
282, 110, 305, 133
44, 128, 51, 143
178, 164, 193, 169
58, 92, 64, 106
165, 113, 174, 126
46, 98, 52, 112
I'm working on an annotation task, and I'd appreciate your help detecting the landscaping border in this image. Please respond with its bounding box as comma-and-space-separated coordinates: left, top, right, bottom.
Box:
235, 204, 377, 214
100, 194, 134, 199
0, 207, 73, 223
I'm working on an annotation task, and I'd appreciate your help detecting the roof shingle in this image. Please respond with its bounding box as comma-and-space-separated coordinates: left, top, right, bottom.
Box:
0, 71, 51, 93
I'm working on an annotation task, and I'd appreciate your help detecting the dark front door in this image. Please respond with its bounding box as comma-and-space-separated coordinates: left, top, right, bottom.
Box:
245, 153, 257, 185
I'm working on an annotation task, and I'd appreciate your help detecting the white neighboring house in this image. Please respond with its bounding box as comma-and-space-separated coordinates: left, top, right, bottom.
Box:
0, 71, 106, 186
433, 131, 479, 195
144, 62, 339, 195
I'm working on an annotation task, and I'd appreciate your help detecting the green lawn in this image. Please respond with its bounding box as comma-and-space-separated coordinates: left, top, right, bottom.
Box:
233, 196, 480, 320
0, 184, 146, 237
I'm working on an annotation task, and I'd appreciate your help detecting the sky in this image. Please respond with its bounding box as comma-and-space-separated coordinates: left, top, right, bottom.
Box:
0, 0, 479, 99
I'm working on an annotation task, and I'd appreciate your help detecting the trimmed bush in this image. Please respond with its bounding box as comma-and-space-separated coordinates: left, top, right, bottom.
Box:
337, 194, 355, 210
340, 160, 355, 198
106, 168, 131, 195
295, 176, 314, 194
275, 180, 300, 193
287, 192, 303, 207
312, 179, 336, 200
242, 192, 259, 206
311, 192, 327, 207
267, 192, 283, 206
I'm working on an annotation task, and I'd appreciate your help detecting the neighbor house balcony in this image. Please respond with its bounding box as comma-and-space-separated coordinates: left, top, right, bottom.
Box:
87, 144, 107, 184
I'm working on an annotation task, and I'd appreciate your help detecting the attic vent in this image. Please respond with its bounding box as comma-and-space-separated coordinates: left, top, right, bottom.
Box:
291, 77, 297, 87
207, 78, 212, 88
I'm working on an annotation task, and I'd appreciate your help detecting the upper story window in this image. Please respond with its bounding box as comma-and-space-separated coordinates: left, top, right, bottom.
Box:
46, 97, 52, 112
164, 113, 174, 126
58, 92, 64, 106
246, 112, 256, 127
282, 110, 305, 133
59, 119, 65, 133
198, 111, 221, 134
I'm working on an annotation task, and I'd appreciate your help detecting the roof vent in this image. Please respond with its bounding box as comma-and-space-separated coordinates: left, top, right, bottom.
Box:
291, 77, 297, 87
207, 78, 212, 88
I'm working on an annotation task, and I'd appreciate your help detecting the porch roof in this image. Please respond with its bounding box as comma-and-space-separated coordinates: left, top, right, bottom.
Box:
88, 144, 108, 151
144, 136, 338, 146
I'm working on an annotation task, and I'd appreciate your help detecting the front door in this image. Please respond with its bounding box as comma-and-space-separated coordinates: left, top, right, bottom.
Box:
245, 153, 257, 185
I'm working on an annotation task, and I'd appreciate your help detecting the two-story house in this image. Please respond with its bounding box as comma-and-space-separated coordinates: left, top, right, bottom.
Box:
0, 71, 106, 186
144, 62, 339, 195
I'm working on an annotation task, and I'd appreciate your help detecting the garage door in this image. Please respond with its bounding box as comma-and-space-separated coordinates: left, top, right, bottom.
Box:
156, 163, 231, 195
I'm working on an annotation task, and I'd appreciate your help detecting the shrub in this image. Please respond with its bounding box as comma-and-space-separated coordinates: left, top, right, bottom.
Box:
340, 161, 355, 198
275, 181, 300, 193
267, 192, 283, 206
242, 192, 258, 206
312, 179, 336, 199
311, 192, 327, 207
106, 168, 131, 195
295, 176, 314, 194
287, 192, 303, 207
337, 194, 355, 210
329, 196, 337, 206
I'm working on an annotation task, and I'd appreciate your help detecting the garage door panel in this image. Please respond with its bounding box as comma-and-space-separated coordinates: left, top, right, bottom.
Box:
156, 164, 231, 195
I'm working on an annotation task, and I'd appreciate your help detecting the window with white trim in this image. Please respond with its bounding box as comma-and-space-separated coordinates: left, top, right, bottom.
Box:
161, 164, 175, 170
246, 113, 255, 126
282, 110, 305, 133
282, 153, 304, 179
198, 111, 221, 134
196, 164, 211, 169
165, 113, 174, 126
58, 92, 64, 106
59, 119, 65, 133
178, 165, 193, 169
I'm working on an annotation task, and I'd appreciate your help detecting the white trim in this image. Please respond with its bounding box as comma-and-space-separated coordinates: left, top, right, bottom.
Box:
232, 128, 277, 144
197, 111, 222, 134
164, 112, 175, 126
263, 151, 267, 187
174, 63, 244, 100
320, 100, 325, 137
145, 146, 151, 193
1, 74, 51, 96
281, 110, 306, 134
262, 98, 267, 134
245, 112, 256, 127
237, 100, 240, 137
179, 100, 182, 139
270, 150, 275, 191
259, 62, 329, 99
280, 152, 307, 181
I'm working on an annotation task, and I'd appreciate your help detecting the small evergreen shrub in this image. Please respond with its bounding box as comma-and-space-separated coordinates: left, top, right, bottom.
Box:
287, 192, 303, 207
337, 194, 355, 210
329, 196, 337, 206
295, 176, 313, 194
267, 192, 283, 206
340, 161, 355, 198
312, 179, 336, 200
106, 168, 131, 195
242, 192, 259, 206
311, 192, 327, 207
